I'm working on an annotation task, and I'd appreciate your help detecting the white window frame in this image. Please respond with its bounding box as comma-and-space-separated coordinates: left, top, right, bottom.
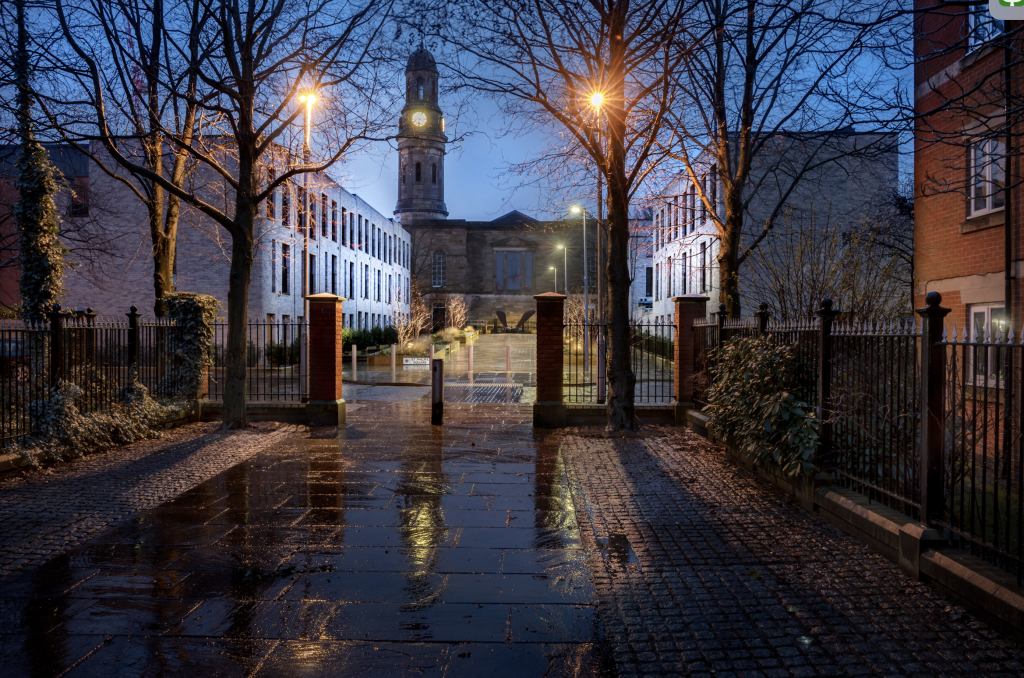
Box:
967, 7, 1004, 52
969, 138, 1006, 218
432, 250, 447, 288
968, 304, 1008, 387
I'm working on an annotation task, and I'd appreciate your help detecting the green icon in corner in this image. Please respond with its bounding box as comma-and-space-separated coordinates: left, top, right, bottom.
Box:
1000, 0, 1024, 6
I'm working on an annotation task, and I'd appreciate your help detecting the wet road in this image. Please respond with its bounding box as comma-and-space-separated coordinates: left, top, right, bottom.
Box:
3, 402, 1024, 676
0, 402, 609, 676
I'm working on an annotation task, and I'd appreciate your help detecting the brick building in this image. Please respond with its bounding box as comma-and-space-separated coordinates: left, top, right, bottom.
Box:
915, 5, 1014, 337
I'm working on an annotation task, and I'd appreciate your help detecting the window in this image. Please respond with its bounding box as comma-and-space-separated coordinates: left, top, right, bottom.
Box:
683, 253, 688, 294
432, 163, 437, 184
968, 7, 1004, 50
667, 257, 673, 298
364, 264, 369, 299
645, 267, 653, 297
655, 263, 660, 301
309, 254, 316, 293
970, 304, 1008, 385
331, 201, 338, 241
417, 76, 424, 100
401, 159, 406, 185
271, 241, 277, 292
494, 250, 533, 291
298, 186, 306, 234
349, 262, 355, 299
349, 213, 355, 249
321, 194, 328, 238
70, 177, 89, 217
267, 169, 276, 218
432, 250, 447, 287
281, 243, 291, 295
358, 216, 362, 249
970, 139, 1005, 217
283, 183, 291, 224
699, 242, 707, 293
416, 162, 422, 182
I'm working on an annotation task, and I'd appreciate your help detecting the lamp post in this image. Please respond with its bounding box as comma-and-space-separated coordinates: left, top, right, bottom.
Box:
298, 90, 317, 400
587, 91, 607, 403
561, 245, 568, 293
549, 265, 557, 290
570, 205, 590, 377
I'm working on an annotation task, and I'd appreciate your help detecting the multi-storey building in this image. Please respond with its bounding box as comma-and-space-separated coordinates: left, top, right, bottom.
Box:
0, 144, 411, 325
914, 4, 1015, 337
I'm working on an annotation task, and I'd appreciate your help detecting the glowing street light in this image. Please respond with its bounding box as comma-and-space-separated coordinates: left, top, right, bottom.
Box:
299, 91, 318, 151
590, 92, 604, 110
557, 244, 566, 293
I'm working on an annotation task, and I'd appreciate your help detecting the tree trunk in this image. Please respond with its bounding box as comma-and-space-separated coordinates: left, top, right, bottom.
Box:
718, 191, 743, 317
604, 11, 636, 431
151, 213, 176, 318
222, 222, 253, 428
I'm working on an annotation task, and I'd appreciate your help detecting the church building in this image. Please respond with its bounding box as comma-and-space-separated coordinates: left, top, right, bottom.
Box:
396, 48, 594, 327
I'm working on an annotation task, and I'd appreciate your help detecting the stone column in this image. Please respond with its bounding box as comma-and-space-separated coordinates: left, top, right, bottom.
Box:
673, 294, 709, 425
305, 293, 346, 426
533, 292, 566, 428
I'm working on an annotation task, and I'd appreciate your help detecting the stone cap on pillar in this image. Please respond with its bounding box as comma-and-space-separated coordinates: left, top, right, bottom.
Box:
534, 292, 567, 302
672, 295, 710, 304
305, 293, 345, 304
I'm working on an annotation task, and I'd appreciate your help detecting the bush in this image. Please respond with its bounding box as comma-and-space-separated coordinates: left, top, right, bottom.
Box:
155, 292, 219, 398
265, 338, 300, 366
704, 335, 819, 477
341, 327, 398, 351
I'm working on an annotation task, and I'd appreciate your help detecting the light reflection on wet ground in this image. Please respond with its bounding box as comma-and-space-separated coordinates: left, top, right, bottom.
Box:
0, 402, 612, 676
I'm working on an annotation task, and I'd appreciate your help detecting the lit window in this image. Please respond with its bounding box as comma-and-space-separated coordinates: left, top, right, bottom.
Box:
969, 304, 1007, 385
969, 139, 1005, 217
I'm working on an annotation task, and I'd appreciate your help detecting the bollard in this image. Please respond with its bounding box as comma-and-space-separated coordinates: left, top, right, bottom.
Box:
390, 344, 396, 372
351, 345, 357, 374
431, 358, 443, 425
506, 344, 511, 373
468, 344, 474, 373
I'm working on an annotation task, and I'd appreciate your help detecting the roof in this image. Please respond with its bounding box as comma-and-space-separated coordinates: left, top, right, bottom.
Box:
490, 209, 538, 225
407, 47, 437, 72
0, 144, 90, 180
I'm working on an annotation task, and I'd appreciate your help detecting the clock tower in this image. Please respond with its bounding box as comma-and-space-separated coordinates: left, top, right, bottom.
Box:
394, 47, 448, 224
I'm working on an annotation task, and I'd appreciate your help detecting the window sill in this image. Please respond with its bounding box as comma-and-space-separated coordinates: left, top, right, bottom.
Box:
960, 42, 999, 71
960, 209, 1005, 235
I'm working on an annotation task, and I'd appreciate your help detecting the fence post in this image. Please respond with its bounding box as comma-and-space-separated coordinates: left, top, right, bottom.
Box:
754, 303, 770, 336
305, 293, 346, 426
917, 291, 950, 526
673, 295, 710, 425
533, 292, 567, 428
126, 305, 140, 377
48, 304, 64, 387
815, 298, 840, 463
715, 303, 728, 351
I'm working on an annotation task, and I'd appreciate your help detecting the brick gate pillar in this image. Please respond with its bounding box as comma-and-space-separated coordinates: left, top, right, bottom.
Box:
673, 294, 710, 425
305, 293, 346, 426
533, 292, 567, 428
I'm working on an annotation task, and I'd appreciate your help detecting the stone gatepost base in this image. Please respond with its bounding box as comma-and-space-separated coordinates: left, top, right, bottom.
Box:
533, 401, 566, 429
306, 399, 346, 427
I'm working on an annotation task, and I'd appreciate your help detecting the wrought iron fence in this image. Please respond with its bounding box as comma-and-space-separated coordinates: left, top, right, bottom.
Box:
563, 321, 674, 405
206, 321, 308, 402
830, 319, 921, 517
937, 325, 1024, 578
0, 318, 50, 443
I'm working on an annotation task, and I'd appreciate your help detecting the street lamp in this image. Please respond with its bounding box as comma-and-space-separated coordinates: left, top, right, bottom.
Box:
298, 89, 318, 401
549, 266, 557, 289
299, 92, 317, 153
557, 244, 566, 293
570, 205, 591, 377
590, 92, 604, 110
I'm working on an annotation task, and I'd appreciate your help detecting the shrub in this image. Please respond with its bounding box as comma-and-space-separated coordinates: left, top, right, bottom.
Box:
265, 338, 300, 366
155, 292, 219, 398
704, 335, 819, 477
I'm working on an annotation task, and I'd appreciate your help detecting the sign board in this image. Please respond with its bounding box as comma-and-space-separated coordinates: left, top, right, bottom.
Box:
403, 357, 430, 366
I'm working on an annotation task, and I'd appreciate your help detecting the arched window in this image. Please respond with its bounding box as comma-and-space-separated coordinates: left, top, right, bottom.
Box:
432, 250, 446, 288
415, 162, 422, 182
417, 77, 424, 100
431, 163, 437, 184
400, 159, 405, 185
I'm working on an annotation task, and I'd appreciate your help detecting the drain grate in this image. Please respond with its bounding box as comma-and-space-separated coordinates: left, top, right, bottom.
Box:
444, 384, 523, 403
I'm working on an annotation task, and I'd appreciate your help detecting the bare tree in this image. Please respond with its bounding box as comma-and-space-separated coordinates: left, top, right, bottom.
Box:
426, 0, 693, 430
392, 280, 430, 349
662, 0, 906, 316
48, 0, 394, 427
444, 293, 467, 330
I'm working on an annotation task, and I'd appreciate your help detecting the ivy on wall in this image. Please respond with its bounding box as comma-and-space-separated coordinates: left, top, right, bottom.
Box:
156, 292, 220, 399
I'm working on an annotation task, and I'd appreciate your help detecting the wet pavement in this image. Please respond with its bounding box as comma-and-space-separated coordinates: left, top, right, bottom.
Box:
3, 401, 1024, 676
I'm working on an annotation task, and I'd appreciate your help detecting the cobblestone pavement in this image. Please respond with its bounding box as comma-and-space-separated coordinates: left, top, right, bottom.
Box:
3, 403, 1024, 677
0, 423, 293, 577
559, 426, 1024, 677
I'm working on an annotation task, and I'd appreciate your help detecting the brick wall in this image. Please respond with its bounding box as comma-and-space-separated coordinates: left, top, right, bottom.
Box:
673, 295, 709, 404
307, 294, 343, 401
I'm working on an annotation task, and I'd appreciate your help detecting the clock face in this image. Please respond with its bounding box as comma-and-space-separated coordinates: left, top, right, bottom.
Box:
412, 112, 427, 127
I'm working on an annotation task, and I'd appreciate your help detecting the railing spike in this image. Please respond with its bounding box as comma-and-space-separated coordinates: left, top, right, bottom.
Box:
984, 323, 991, 344
951, 322, 958, 343
1009, 326, 1016, 344
941, 325, 948, 342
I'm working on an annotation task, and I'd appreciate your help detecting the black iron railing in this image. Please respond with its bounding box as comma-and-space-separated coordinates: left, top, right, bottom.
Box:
938, 326, 1024, 578
563, 321, 674, 405
0, 319, 50, 443
206, 321, 308, 402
